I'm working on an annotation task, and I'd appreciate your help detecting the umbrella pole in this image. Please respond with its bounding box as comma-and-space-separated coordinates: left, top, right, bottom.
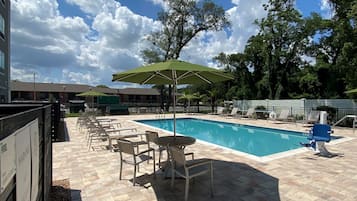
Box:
173, 70, 177, 137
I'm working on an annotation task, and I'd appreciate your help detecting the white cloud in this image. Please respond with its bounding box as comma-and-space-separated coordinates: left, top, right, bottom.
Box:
62, 69, 100, 84
65, 0, 120, 15
11, 0, 270, 88
11, 0, 158, 87
11, 0, 90, 72
180, 0, 267, 67
147, 0, 166, 8
320, 0, 333, 19
92, 7, 158, 49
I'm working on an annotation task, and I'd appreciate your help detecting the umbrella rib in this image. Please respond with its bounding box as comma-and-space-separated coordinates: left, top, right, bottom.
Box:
193, 72, 212, 84
142, 73, 157, 84
116, 73, 137, 81
155, 71, 173, 81
177, 71, 192, 81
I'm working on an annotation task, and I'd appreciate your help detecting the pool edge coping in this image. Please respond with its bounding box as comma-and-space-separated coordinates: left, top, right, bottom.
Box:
129, 117, 354, 163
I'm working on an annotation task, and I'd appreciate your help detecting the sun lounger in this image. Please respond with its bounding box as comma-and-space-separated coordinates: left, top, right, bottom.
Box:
226, 107, 239, 118
241, 108, 255, 119
268, 109, 295, 123
304, 110, 320, 125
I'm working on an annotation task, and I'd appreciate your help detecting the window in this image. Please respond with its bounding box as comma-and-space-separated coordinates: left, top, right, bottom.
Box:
0, 51, 4, 69
0, 15, 4, 40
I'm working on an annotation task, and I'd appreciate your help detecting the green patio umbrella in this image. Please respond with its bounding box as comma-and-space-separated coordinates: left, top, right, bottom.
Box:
112, 59, 233, 136
76, 89, 108, 109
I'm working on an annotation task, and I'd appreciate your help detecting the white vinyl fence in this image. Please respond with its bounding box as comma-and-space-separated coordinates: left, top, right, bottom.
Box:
233, 99, 357, 121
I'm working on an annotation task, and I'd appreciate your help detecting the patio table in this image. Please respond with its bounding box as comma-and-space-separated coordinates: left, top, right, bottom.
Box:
155, 136, 196, 178
155, 136, 196, 149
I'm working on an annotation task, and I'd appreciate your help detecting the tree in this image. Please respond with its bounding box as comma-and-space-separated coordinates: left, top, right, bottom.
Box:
310, 0, 357, 95
252, 0, 309, 99
142, 0, 230, 111
96, 85, 109, 88
214, 53, 254, 99
178, 91, 198, 112
207, 89, 218, 112
193, 92, 206, 113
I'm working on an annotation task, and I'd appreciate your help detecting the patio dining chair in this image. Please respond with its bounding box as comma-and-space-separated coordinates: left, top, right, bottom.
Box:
117, 139, 156, 186
145, 131, 167, 169
169, 146, 213, 201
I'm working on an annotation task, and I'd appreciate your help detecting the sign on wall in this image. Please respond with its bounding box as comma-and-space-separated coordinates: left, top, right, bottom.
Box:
0, 134, 16, 194
30, 119, 39, 201
15, 120, 34, 201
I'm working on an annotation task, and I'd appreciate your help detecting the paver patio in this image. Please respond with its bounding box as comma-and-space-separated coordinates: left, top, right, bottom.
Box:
53, 114, 357, 201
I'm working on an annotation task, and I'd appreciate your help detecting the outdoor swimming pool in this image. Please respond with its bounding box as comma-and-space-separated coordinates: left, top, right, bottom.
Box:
137, 118, 309, 157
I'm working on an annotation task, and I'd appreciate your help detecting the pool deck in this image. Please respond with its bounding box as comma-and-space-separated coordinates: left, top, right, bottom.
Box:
53, 114, 357, 201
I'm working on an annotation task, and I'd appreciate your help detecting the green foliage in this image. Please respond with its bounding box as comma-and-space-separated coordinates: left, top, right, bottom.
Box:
254, 105, 267, 119
96, 85, 109, 88
140, 0, 357, 101
209, 0, 357, 100
142, 0, 230, 62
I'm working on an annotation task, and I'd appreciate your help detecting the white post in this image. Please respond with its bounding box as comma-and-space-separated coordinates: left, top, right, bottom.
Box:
172, 70, 177, 137
320, 111, 328, 124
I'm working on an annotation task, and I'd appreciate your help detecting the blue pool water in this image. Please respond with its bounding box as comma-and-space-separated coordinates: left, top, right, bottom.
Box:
137, 118, 309, 157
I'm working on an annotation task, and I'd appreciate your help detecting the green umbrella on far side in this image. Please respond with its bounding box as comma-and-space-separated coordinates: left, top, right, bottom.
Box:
345, 88, 357, 94
112, 59, 233, 136
76, 90, 109, 109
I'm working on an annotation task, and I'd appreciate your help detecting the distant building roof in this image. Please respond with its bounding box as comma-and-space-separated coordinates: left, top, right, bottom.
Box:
118, 88, 160, 95
11, 80, 118, 94
10, 80, 159, 95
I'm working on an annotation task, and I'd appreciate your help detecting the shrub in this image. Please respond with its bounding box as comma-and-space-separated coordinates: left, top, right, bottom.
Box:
255, 105, 267, 119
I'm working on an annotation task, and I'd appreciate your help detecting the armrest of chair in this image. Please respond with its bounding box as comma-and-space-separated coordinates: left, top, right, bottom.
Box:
136, 148, 155, 156
184, 152, 194, 160
106, 127, 137, 133
186, 159, 212, 169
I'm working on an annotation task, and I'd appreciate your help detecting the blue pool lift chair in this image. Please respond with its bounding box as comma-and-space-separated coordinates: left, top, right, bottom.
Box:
301, 124, 332, 156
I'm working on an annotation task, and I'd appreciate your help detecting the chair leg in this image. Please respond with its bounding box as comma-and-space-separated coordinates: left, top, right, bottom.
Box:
158, 150, 162, 169
119, 160, 123, 180
185, 178, 189, 201
133, 165, 137, 186
210, 162, 214, 197
171, 169, 175, 188
153, 150, 156, 178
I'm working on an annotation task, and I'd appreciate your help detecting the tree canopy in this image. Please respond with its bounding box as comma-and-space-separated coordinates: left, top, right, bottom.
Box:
211, 0, 357, 101
142, 0, 356, 104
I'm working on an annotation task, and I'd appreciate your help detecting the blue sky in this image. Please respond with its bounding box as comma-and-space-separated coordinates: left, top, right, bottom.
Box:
10, 0, 330, 88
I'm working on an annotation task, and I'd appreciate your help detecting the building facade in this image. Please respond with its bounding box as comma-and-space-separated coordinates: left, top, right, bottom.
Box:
10, 81, 160, 106
0, 0, 10, 103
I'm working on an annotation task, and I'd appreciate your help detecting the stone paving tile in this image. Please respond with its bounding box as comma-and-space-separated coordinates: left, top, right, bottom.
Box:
53, 114, 357, 201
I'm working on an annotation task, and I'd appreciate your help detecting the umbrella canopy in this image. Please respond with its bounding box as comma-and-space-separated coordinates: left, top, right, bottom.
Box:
76, 90, 109, 108
112, 60, 233, 85
76, 90, 109, 97
112, 59, 233, 136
